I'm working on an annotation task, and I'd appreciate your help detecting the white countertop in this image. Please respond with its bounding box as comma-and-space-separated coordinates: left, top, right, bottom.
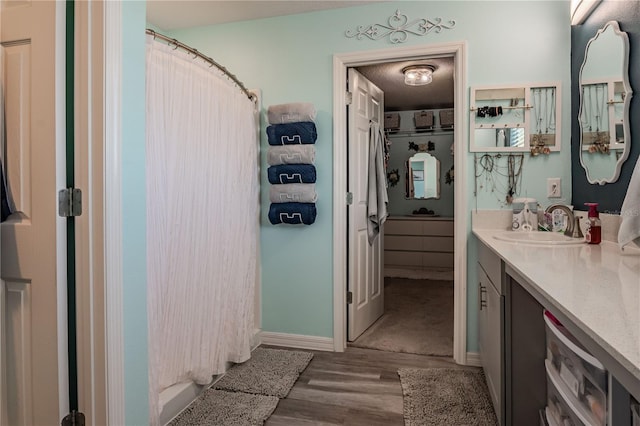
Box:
473, 227, 640, 388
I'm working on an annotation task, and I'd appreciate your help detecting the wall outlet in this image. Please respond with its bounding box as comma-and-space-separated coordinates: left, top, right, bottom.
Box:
547, 178, 561, 198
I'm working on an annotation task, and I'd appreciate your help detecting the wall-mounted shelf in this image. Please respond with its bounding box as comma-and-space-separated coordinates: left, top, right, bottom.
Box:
469, 82, 562, 154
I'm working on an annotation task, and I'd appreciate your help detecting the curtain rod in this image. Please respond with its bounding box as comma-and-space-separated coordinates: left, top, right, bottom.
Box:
146, 29, 256, 102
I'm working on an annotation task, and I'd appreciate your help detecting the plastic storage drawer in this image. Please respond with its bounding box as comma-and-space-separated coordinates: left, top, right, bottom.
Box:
544, 311, 607, 425
546, 359, 601, 426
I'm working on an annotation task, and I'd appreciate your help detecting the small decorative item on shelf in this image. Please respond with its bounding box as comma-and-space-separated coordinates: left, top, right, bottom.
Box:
408, 141, 428, 152
387, 169, 400, 187
412, 207, 437, 216
266, 102, 318, 225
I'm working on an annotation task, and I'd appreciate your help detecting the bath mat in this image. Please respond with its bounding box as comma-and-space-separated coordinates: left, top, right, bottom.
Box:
351, 279, 453, 357
213, 347, 313, 398
168, 389, 278, 426
398, 367, 498, 426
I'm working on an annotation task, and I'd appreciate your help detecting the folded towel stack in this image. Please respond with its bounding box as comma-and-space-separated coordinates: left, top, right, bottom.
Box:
266, 103, 318, 225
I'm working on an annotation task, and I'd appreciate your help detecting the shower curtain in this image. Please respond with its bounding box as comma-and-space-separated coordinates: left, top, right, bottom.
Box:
145, 36, 259, 425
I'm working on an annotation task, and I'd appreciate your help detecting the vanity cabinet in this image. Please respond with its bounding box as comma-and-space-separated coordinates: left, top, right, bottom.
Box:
477, 241, 505, 425
384, 216, 454, 271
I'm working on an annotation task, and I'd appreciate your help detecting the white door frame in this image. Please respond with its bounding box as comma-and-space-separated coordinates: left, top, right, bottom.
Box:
332, 42, 469, 365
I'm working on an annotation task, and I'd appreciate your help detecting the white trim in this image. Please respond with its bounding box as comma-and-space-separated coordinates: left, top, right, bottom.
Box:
104, 1, 125, 424
465, 352, 482, 367
332, 42, 469, 364
259, 332, 334, 352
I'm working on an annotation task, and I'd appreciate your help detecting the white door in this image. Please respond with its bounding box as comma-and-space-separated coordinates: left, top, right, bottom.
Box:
347, 68, 385, 341
1, 1, 64, 424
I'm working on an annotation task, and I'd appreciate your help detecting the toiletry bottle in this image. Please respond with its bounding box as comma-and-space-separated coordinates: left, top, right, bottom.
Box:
584, 202, 601, 244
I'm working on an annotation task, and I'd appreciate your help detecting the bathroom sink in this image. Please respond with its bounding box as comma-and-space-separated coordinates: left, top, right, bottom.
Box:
493, 232, 586, 246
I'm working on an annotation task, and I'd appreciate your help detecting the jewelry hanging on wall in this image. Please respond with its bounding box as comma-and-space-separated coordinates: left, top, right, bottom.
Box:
589, 83, 610, 154
474, 153, 524, 206
530, 88, 550, 156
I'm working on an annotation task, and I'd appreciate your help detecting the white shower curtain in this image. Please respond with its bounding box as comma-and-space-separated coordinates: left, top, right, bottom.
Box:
145, 36, 259, 425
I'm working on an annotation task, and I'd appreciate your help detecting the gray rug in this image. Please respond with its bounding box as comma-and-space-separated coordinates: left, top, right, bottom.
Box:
350, 279, 454, 356
168, 389, 278, 426
213, 347, 313, 398
398, 368, 498, 426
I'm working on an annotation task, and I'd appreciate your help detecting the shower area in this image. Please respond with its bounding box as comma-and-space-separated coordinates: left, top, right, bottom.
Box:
144, 32, 261, 425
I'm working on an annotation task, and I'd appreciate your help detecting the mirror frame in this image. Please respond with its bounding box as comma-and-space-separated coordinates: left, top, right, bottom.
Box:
578, 20, 633, 185
405, 152, 441, 200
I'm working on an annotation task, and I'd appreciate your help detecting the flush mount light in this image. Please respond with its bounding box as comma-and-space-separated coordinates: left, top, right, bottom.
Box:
403, 65, 436, 86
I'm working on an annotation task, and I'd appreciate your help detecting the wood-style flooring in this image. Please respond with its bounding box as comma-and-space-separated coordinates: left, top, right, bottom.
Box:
264, 346, 480, 425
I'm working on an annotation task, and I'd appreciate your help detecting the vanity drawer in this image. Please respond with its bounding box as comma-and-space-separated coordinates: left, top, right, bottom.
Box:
544, 311, 607, 426
478, 240, 502, 287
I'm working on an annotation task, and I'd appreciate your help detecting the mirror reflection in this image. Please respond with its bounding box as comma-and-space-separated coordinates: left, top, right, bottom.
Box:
406, 152, 440, 199
579, 21, 632, 185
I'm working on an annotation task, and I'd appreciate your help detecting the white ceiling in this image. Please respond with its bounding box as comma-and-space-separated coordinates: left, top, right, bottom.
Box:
146, 0, 453, 111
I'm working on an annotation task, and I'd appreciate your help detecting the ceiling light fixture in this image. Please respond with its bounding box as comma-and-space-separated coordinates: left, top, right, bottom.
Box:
403, 65, 435, 86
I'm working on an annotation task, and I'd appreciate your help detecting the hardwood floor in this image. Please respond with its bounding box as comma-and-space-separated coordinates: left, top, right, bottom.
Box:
264, 346, 480, 425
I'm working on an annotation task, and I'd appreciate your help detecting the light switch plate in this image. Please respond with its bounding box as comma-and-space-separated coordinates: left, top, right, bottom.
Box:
547, 178, 561, 198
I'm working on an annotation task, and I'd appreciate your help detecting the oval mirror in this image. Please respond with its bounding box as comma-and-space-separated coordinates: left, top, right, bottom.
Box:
579, 21, 632, 185
405, 152, 440, 199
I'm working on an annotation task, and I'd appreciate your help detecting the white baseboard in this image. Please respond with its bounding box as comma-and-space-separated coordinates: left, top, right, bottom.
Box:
465, 352, 482, 367
259, 331, 334, 352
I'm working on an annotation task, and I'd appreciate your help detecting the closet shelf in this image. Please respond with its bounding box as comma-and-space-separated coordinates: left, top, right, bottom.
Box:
386, 128, 454, 137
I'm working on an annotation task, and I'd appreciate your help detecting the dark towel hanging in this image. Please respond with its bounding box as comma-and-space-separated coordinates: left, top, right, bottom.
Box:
1, 160, 12, 221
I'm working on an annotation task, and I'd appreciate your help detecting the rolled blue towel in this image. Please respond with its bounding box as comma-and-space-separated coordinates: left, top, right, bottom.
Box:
270, 184, 317, 203
266, 122, 317, 145
267, 145, 316, 165
268, 202, 316, 225
268, 164, 316, 184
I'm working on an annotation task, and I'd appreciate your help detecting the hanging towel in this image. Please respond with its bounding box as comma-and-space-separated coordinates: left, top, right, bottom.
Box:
0, 160, 12, 222
267, 122, 317, 145
267, 145, 316, 166
268, 164, 316, 184
267, 103, 317, 125
619, 155, 640, 249
270, 183, 318, 203
367, 121, 389, 244
268, 202, 316, 225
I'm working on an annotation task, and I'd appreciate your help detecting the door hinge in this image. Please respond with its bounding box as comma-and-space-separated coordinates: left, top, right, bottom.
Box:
347, 291, 353, 304
61, 411, 85, 426
58, 188, 82, 217
346, 91, 353, 105
346, 192, 353, 205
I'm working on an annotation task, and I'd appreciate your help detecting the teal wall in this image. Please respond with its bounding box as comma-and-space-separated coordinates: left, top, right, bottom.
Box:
122, 1, 149, 424
164, 1, 572, 353
385, 109, 455, 217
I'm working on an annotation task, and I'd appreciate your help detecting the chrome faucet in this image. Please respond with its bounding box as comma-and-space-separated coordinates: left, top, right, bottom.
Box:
544, 204, 583, 238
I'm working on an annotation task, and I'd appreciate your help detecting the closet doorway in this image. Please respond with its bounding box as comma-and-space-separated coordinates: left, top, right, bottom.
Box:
332, 43, 470, 365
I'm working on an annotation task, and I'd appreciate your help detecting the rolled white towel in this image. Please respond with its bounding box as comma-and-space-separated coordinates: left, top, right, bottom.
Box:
267, 102, 316, 125
619, 155, 640, 249
269, 184, 318, 204
267, 145, 316, 165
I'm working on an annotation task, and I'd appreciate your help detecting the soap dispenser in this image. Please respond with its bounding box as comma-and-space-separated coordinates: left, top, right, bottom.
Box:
584, 202, 601, 244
